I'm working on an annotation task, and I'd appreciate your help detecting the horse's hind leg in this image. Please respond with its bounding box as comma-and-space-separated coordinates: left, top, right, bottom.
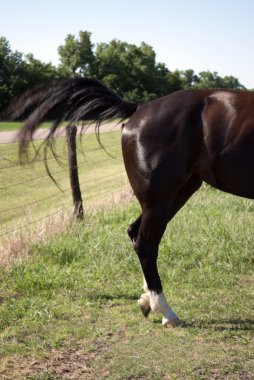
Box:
127, 216, 150, 300
134, 202, 181, 327
134, 177, 202, 326
127, 215, 142, 243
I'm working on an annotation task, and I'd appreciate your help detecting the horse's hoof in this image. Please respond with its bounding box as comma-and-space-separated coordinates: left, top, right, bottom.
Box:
138, 293, 151, 318
162, 317, 182, 328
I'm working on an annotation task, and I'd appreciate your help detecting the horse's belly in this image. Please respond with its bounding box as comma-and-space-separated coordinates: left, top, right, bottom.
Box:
204, 153, 254, 199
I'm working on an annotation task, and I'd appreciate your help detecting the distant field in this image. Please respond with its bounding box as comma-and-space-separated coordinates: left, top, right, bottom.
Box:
0, 121, 116, 133
0, 180, 254, 378
0, 130, 128, 256
0, 122, 52, 132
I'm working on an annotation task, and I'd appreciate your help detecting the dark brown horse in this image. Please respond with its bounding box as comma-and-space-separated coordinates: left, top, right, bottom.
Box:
3, 79, 254, 327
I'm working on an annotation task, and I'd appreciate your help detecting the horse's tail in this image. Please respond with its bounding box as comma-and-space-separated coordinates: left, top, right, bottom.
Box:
1, 78, 139, 157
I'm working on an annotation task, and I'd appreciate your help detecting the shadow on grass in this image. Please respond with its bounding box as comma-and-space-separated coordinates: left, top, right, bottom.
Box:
180, 318, 254, 331
150, 317, 254, 331
85, 292, 254, 332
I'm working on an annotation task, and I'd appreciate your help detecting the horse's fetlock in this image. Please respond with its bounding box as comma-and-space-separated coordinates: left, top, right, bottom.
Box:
149, 291, 169, 314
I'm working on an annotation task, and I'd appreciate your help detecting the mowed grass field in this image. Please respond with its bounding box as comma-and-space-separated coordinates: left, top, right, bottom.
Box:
0, 124, 254, 379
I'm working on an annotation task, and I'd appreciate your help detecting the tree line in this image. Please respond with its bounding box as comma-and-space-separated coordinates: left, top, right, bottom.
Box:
0, 30, 246, 111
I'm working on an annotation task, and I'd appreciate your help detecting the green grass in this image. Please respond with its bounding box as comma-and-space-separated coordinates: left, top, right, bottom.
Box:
0, 122, 51, 132
0, 187, 254, 379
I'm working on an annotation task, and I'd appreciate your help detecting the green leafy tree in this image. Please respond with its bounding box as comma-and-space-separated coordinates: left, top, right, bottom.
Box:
24, 54, 59, 86
57, 31, 246, 99
95, 39, 182, 101
0, 37, 60, 110
58, 31, 95, 76
191, 71, 245, 90
218, 75, 245, 90
167, 72, 183, 92
0, 31, 247, 112
0, 37, 28, 110
179, 69, 200, 88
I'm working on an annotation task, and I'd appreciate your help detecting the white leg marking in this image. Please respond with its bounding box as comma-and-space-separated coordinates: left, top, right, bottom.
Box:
149, 291, 180, 327
143, 276, 148, 293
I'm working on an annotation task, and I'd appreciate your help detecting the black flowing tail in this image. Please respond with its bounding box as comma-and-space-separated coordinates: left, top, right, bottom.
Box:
1, 78, 139, 157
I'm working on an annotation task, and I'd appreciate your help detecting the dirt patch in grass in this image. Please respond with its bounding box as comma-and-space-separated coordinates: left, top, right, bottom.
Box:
190, 365, 254, 380
238, 275, 254, 287
1, 341, 109, 380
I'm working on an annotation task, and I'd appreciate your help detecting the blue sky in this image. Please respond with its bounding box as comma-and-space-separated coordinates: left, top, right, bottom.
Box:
1, 0, 254, 88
